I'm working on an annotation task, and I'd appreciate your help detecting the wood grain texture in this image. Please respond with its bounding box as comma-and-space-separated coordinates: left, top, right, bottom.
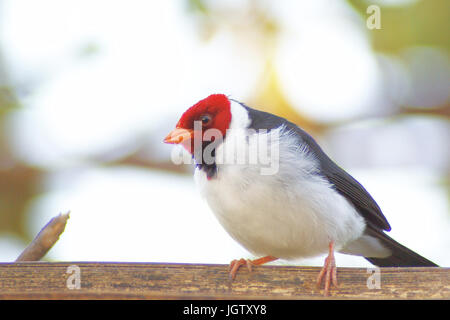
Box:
0, 262, 448, 299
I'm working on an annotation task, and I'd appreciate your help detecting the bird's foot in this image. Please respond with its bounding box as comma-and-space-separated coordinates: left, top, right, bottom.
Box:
229, 258, 252, 280
317, 241, 338, 296
228, 256, 277, 280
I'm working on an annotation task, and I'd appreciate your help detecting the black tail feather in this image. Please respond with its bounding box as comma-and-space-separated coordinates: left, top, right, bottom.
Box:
364, 227, 438, 267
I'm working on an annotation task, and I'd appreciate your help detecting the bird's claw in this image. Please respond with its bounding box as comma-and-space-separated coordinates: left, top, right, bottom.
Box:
229, 258, 253, 280
228, 256, 278, 280
317, 242, 338, 296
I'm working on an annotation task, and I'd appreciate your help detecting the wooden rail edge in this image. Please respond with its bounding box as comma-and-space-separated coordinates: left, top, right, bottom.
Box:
0, 262, 448, 299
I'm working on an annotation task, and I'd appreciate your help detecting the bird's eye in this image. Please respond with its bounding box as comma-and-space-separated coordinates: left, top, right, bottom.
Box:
200, 114, 212, 126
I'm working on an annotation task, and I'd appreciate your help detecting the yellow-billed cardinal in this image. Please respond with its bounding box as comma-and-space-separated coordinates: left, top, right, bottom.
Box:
164, 94, 437, 296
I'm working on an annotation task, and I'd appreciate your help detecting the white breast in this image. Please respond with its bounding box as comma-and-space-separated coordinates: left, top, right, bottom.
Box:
194, 102, 367, 260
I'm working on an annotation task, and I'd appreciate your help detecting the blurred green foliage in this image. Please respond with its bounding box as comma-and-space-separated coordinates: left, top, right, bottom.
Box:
0, 86, 19, 113
349, 0, 450, 53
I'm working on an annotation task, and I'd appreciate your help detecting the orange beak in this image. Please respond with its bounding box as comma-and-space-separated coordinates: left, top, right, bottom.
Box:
164, 127, 194, 144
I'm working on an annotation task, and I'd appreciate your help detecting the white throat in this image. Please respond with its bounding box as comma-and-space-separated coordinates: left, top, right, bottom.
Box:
229, 100, 251, 130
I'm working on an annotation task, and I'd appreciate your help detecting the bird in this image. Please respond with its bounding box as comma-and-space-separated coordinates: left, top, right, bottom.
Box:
164, 93, 438, 296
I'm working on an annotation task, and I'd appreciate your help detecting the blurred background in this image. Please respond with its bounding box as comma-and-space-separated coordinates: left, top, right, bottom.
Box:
0, 0, 448, 267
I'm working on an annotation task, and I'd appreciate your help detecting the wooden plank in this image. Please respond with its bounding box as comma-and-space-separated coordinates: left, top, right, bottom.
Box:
0, 262, 448, 299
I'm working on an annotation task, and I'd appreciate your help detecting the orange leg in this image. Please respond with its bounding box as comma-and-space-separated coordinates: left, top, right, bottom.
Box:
317, 241, 339, 296
229, 256, 278, 280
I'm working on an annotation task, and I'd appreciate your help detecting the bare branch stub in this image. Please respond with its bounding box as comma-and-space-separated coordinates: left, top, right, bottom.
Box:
15, 212, 70, 262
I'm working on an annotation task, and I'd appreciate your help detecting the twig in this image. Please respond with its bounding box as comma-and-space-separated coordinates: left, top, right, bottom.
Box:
15, 212, 70, 262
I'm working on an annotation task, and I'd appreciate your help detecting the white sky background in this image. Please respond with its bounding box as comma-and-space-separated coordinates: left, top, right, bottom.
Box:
0, 0, 448, 267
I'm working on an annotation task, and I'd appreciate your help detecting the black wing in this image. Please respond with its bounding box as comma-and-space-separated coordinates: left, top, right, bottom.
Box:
239, 102, 391, 231
291, 125, 391, 231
